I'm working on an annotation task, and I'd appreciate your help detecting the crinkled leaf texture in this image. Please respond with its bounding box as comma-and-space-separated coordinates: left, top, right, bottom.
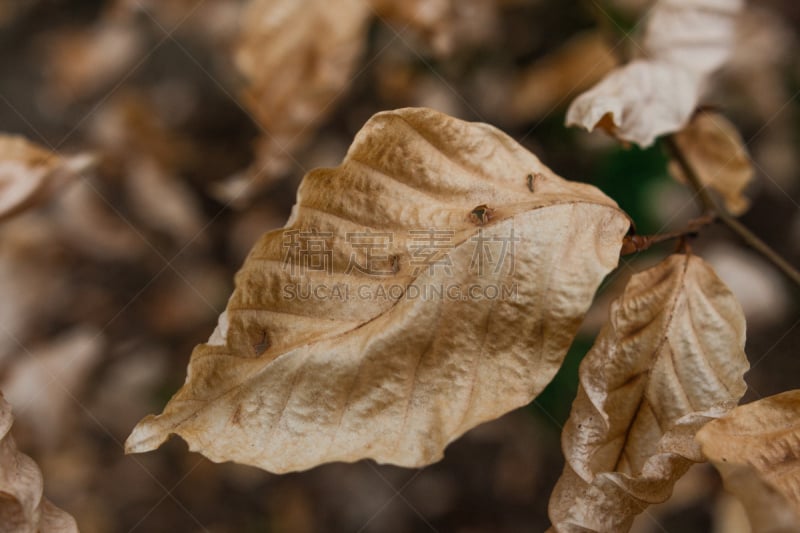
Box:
566, 0, 743, 147
697, 390, 800, 530
668, 110, 753, 215
0, 392, 78, 533
126, 107, 630, 473
549, 253, 749, 532
0, 135, 93, 221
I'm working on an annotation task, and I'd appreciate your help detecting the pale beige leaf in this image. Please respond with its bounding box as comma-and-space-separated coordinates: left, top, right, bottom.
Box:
126, 107, 630, 473
668, 110, 753, 215
697, 390, 800, 530
549, 253, 749, 532
0, 135, 93, 222
230, 0, 371, 189
567, 60, 701, 148
0, 392, 78, 533
644, 0, 743, 76
566, 0, 743, 147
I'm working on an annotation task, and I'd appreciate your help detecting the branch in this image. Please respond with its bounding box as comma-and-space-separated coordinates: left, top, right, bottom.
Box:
663, 135, 800, 287
621, 213, 715, 255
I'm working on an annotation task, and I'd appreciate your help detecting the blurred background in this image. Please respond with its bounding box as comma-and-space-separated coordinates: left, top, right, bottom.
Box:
0, 0, 798, 531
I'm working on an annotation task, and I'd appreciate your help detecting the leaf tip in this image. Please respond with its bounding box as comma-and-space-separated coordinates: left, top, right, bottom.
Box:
125, 415, 171, 455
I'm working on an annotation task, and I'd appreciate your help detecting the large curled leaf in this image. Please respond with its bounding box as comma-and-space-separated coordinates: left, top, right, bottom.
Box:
0, 392, 78, 533
697, 390, 800, 529
127, 107, 630, 473
566, 0, 743, 147
548, 253, 749, 532
0, 135, 93, 221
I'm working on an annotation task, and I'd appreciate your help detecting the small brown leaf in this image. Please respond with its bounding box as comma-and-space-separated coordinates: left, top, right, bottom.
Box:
0, 392, 78, 533
697, 390, 800, 530
2, 328, 104, 449
668, 110, 754, 215
43, 16, 144, 105
230, 0, 371, 189
548, 253, 749, 532
126, 107, 630, 473
0, 135, 93, 222
511, 31, 619, 122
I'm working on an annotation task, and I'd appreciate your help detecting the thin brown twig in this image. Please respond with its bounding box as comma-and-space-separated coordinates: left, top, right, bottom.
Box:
663, 135, 800, 287
621, 213, 715, 255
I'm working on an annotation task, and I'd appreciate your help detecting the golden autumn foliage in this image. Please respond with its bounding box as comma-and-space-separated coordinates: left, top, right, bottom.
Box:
697, 390, 800, 531
548, 254, 749, 531
0, 393, 78, 533
0, 0, 797, 531
127, 108, 630, 472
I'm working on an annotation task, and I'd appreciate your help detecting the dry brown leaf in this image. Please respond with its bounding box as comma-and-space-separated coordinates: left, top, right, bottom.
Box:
126, 107, 630, 473
229, 0, 371, 193
548, 253, 749, 532
511, 31, 619, 122
668, 110, 753, 215
0, 214, 72, 366
41, 11, 144, 105
125, 159, 206, 245
52, 178, 147, 261
2, 328, 104, 449
87, 91, 208, 246
0, 392, 78, 533
697, 390, 800, 531
226, 0, 508, 202
0, 135, 93, 222
567, 0, 743, 147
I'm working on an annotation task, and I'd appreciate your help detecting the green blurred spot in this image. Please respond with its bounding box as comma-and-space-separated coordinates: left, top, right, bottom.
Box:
594, 143, 671, 235
530, 335, 595, 429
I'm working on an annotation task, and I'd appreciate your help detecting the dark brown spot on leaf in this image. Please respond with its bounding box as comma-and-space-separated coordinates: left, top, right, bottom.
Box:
527, 172, 545, 193
469, 204, 494, 225
252, 330, 270, 355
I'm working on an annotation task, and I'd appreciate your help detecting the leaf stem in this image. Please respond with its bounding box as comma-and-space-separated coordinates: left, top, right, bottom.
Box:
621, 213, 715, 255
663, 135, 800, 287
